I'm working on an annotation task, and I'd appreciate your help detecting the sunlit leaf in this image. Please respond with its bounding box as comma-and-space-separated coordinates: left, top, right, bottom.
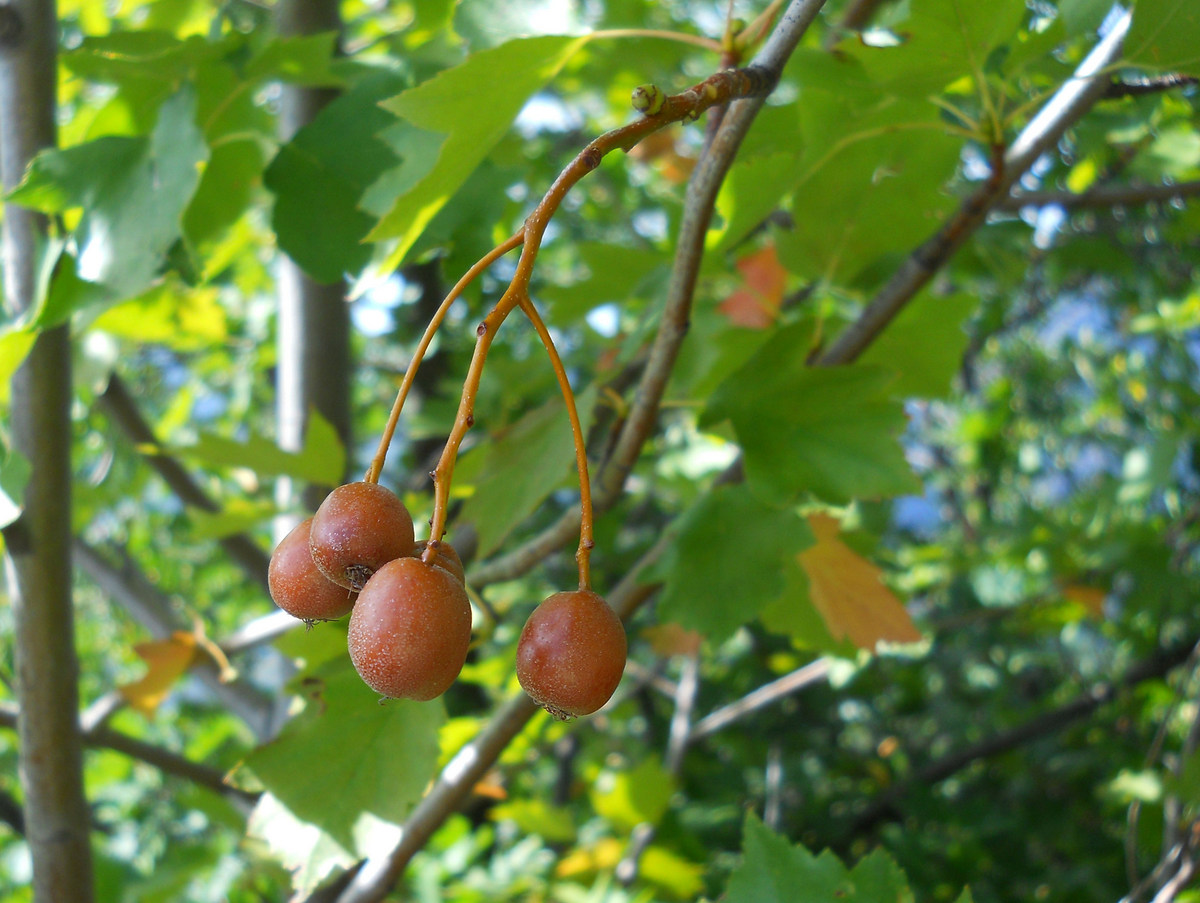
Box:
590, 754, 674, 831
118, 631, 200, 717
7, 87, 207, 299
368, 35, 590, 266
798, 513, 921, 650
243, 659, 444, 849
860, 292, 977, 398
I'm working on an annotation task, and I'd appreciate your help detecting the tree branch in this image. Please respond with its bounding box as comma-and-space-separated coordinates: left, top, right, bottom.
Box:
98, 374, 272, 594
851, 639, 1198, 837
1001, 179, 1200, 211
689, 657, 832, 741
816, 10, 1132, 366
1, 0, 95, 894
0, 701, 258, 810
469, 0, 830, 589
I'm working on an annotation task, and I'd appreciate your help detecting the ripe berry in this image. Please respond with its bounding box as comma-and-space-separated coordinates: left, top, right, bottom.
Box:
309, 481, 415, 591
413, 539, 465, 585
268, 517, 357, 622
516, 589, 626, 720
348, 557, 473, 701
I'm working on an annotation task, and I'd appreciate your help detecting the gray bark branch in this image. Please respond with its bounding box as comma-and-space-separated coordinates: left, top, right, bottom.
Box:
1, 0, 96, 896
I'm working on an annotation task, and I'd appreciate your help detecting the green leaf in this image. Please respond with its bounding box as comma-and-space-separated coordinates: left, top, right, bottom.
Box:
0, 329, 38, 406
7, 87, 208, 299
265, 70, 407, 282
0, 438, 31, 531
702, 325, 920, 505
246, 792, 355, 894
244, 32, 345, 87
488, 799, 576, 844
726, 813, 848, 903
368, 35, 590, 267
859, 292, 977, 397
455, 387, 596, 558
244, 659, 445, 850
173, 408, 345, 485
89, 281, 227, 350
187, 498, 278, 541
657, 484, 814, 642
727, 814, 918, 903
1126, 0, 1200, 74
590, 754, 675, 831
855, 0, 1026, 95
542, 241, 665, 323
759, 560, 856, 657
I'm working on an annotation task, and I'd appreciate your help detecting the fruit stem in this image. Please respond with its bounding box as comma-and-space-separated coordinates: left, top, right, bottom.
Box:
364, 231, 526, 485
514, 292, 594, 590
424, 67, 779, 548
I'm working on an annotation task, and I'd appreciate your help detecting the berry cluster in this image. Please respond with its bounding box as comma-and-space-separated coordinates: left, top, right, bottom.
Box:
265, 77, 761, 718
268, 481, 626, 716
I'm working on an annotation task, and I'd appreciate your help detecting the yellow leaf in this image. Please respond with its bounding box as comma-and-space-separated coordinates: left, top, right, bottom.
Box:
798, 514, 921, 650
1062, 584, 1106, 618
118, 631, 199, 717
641, 622, 703, 657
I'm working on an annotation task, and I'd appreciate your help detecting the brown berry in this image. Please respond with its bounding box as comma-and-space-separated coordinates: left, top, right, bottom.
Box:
268, 517, 357, 622
309, 481, 415, 591
348, 557, 473, 701
516, 589, 626, 719
413, 539, 465, 585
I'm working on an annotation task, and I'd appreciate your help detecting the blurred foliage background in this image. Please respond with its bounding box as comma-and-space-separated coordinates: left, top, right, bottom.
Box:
2, 0, 1200, 900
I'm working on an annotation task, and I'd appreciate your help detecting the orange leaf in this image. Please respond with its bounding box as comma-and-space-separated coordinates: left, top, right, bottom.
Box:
641, 622, 704, 657
118, 631, 199, 717
797, 514, 921, 650
718, 244, 786, 328
1062, 584, 1106, 618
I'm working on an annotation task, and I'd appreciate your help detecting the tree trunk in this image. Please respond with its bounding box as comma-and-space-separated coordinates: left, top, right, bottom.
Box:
274, 0, 351, 522
0, 0, 96, 898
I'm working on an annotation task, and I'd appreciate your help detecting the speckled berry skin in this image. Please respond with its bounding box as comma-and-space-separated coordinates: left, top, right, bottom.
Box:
516, 589, 627, 719
268, 517, 357, 621
347, 557, 472, 701
309, 481, 415, 591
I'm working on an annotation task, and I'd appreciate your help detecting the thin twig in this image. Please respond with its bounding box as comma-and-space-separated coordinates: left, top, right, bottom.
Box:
0, 701, 258, 810
1001, 179, 1200, 211
98, 374, 272, 594
690, 658, 831, 741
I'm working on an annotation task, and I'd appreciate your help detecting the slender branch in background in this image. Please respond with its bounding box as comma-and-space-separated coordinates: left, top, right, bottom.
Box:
0, 702, 258, 811
470, 0, 830, 589
817, 10, 1133, 367
274, 0, 350, 519
98, 374, 272, 594
1, 0, 96, 895
1104, 74, 1198, 99
1001, 179, 1200, 211
763, 741, 785, 829
616, 652, 701, 886
332, 531, 675, 903
73, 539, 277, 740
852, 639, 1199, 838
690, 658, 831, 741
